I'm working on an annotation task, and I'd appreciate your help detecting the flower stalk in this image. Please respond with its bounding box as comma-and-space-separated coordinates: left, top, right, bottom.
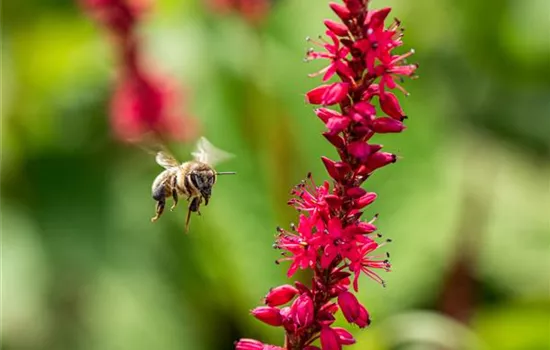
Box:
241, 0, 417, 349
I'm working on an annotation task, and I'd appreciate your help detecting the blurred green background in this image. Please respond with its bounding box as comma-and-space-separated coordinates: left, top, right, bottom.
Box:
2, 0, 550, 349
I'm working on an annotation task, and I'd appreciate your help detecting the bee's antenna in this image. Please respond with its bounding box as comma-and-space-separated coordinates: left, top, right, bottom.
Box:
216, 171, 237, 175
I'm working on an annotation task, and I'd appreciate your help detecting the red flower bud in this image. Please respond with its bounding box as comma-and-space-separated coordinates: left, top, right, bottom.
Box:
380, 91, 406, 120
356, 221, 377, 233
315, 108, 341, 123
333, 327, 356, 345
320, 326, 342, 350
306, 85, 330, 105
323, 82, 349, 105
365, 151, 396, 171
291, 294, 314, 328
343, 0, 363, 15
372, 117, 405, 133
338, 291, 361, 323
320, 301, 339, 314
355, 304, 371, 328
326, 116, 351, 135
348, 141, 372, 162
265, 285, 298, 307
329, 2, 351, 20
365, 7, 391, 31
306, 83, 349, 106
354, 192, 377, 209
353, 101, 376, 117
251, 306, 283, 326
324, 194, 343, 209
346, 187, 367, 198
321, 156, 340, 181
324, 19, 349, 36
235, 338, 264, 350
323, 132, 345, 149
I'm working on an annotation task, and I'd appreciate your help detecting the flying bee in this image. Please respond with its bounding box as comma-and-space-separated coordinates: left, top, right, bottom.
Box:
150, 137, 235, 232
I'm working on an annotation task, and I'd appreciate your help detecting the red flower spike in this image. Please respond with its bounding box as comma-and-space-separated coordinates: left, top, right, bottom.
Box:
324, 19, 349, 36
320, 326, 342, 350
251, 306, 283, 327
291, 294, 314, 328
329, 2, 351, 20
372, 117, 405, 133
333, 327, 356, 345
240, 1, 416, 348
82, 0, 197, 143
265, 285, 299, 307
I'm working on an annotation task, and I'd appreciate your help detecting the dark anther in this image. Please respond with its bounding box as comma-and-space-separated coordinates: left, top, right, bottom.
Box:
386, 252, 391, 258
276, 226, 283, 233
386, 238, 393, 243
307, 172, 312, 178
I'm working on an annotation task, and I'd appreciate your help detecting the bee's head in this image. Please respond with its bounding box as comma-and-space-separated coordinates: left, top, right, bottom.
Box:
190, 168, 216, 205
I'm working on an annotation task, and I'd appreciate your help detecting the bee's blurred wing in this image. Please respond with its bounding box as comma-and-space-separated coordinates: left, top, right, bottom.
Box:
191, 137, 234, 166
155, 151, 180, 169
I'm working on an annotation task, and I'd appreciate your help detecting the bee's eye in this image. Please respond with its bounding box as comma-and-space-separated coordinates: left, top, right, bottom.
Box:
191, 173, 202, 188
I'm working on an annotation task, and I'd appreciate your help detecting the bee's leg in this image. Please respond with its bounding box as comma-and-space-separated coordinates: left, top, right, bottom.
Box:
170, 176, 178, 211
170, 189, 178, 211
185, 207, 192, 233
189, 197, 201, 214
152, 184, 166, 222
151, 199, 165, 222
185, 197, 201, 232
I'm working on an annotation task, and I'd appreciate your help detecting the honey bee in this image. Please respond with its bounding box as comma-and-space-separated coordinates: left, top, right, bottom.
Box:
150, 137, 235, 231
